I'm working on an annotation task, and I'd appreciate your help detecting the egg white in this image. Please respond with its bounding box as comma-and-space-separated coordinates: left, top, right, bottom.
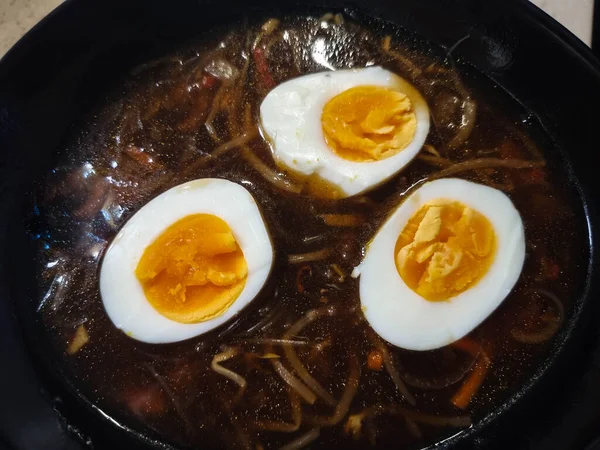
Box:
100, 179, 273, 344
355, 178, 525, 351
259, 66, 430, 197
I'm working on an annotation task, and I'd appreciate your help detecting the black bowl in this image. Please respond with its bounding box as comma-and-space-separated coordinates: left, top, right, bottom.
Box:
1, 0, 600, 449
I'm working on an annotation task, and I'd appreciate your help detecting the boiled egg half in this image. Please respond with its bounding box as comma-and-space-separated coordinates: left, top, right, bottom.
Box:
259, 66, 430, 198
355, 178, 525, 351
100, 179, 273, 344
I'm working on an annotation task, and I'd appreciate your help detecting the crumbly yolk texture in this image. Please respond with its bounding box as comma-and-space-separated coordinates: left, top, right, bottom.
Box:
395, 200, 496, 301
321, 85, 417, 162
135, 214, 248, 323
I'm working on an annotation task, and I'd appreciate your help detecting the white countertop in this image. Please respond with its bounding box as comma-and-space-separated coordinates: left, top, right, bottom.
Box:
0, 0, 594, 58
532, 0, 594, 44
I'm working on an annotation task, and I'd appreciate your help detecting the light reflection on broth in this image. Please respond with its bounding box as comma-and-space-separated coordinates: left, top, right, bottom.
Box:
29, 13, 587, 450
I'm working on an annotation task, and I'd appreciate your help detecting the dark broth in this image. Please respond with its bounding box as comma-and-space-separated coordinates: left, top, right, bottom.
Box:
29, 13, 588, 450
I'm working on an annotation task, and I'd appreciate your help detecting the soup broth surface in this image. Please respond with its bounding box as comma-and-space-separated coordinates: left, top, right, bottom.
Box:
29, 13, 588, 450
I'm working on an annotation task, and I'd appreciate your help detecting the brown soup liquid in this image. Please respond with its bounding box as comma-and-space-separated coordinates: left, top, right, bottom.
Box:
29, 13, 589, 450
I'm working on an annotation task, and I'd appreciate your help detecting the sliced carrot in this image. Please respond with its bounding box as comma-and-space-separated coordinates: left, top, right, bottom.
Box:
546, 259, 560, 280
201, 73, 219, 89
124, 145, 160, 170
451, 337, 491, 409
498, 141, 523, 160
296, 265, 312, 293
452, 336, 481, 358
125, 385, 166, 416
451, 353, 491, 409
527, 168, 546, 184
367, 349, 384, 371
253, 47, 275, 89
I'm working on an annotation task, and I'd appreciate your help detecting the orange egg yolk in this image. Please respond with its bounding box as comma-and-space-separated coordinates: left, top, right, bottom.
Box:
135, 214, 248, 323
321, 85, 417, 161
395, 200, 496, 301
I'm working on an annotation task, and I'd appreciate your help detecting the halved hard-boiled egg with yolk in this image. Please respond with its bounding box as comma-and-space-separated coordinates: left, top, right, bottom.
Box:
355, 178, 525, 351
100, 179, 273, 344
259, 66, 430, 198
